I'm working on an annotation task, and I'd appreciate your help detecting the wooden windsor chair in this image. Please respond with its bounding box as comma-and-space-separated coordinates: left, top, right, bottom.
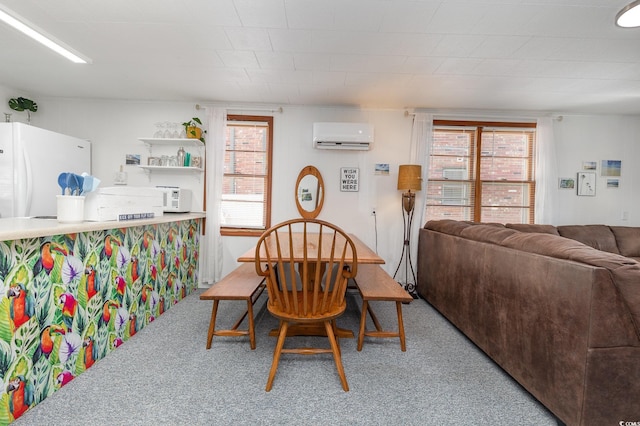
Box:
254, 218, 358, 391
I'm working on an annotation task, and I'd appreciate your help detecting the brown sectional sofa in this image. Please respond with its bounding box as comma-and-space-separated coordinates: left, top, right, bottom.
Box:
417, 220, 640, 426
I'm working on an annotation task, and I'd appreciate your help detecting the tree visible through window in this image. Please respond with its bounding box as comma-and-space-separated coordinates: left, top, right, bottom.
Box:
426, 120, 536, 224
221, 115, 273, 236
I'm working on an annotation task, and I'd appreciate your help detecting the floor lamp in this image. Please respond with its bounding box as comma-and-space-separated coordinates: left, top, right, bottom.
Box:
393, 164, 421, 298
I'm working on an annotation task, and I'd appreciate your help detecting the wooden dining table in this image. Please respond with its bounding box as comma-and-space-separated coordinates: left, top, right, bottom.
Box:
237, 232, 384, 338
237, 232, 384, 265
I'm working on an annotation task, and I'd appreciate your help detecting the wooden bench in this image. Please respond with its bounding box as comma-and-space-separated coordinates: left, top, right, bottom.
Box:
353, 264, 413, 351
200, 263, 265, 350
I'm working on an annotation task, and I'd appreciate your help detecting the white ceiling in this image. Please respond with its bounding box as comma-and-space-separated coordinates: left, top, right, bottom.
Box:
1, 0, 639, 114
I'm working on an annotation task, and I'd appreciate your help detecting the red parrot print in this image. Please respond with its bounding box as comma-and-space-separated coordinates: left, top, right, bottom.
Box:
114, 276, 126, 301
85, 265, 98, 300
56, 371, 74, 387
6, 376, 33, 420
159, 249, 167, 271
58, 293, 77, 331
32, 324, 65, 363
7, 284, 35, 331
149, 264, 158, 281
129, 313, 137, 337
131, 256, 139, 282
158, 296, 165, 315
82, 337, 96, 369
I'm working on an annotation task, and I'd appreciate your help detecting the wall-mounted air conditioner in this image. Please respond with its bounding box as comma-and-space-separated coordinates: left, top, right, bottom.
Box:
312, 122, 373, 151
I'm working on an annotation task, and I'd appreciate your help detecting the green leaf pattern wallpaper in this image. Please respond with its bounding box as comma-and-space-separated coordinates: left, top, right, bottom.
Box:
0, 219, 201, 423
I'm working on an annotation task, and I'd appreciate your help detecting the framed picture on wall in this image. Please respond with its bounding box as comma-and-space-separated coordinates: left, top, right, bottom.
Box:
601, 160, 621, 176
559, 178, 575, 189
577, 172, 596, 196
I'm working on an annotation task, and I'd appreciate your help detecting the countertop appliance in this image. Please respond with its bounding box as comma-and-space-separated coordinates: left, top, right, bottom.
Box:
84, 186, 164, 221
0, 123, 92, 218
157, 186, 192, 212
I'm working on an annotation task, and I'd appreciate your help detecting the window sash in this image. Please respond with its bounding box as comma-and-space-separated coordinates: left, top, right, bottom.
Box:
427, 120, 536, 224
221, 115, 273, 235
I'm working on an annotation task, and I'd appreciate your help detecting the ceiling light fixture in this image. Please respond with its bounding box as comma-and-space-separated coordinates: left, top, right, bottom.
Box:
0, 5, 91, 63
616, 0, 640, 27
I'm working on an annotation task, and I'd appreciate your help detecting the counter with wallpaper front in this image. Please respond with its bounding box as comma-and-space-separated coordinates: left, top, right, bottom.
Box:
0, 213, 205, 423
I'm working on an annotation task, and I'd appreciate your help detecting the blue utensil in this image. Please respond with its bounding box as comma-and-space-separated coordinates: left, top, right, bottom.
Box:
58, 172, 68, 195
75, 175, 84, 195
66, 173, 78, 196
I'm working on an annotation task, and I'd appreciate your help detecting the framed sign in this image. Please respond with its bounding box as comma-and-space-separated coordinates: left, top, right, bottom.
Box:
340, 167, 359, 192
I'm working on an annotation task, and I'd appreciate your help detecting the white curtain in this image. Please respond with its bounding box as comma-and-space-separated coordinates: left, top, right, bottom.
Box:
412, 113, 433, 237
407, 113, 433, 280
200, 107, 226, 286
535, 117, 557, 224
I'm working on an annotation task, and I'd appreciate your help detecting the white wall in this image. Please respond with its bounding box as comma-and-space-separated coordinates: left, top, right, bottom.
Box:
3, 84, 640, 279
553, 115, 640, 226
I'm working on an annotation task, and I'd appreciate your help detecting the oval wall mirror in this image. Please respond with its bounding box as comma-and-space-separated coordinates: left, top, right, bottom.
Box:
295, 165, 324, 219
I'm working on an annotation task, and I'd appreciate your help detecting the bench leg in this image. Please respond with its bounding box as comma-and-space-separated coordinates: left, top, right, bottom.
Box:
206, 300, 220, 349
357, 300, 368, 351
247, 299, 256, 350
396, 301, 407, 352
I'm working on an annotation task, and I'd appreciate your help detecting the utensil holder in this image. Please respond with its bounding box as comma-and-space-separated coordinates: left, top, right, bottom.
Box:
57, 195, 85, 223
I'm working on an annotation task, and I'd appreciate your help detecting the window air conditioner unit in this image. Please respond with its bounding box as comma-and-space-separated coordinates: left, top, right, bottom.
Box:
312, 122, 373, 151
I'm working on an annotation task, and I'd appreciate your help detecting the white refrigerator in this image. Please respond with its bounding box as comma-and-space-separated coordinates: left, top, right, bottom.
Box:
0, 123, 92, 218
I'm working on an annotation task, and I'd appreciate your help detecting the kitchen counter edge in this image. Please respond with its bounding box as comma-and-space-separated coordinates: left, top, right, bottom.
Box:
0, 212, 207, 241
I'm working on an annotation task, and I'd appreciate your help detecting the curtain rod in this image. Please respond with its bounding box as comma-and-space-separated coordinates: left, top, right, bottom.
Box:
195, 104, 283, 114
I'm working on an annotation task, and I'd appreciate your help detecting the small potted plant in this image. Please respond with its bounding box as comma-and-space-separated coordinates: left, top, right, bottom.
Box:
8, 97, 38, 123
182, 117, 206, 143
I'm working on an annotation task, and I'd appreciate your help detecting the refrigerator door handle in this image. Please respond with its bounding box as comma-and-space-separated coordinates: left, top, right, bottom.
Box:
22, 146, 34, 216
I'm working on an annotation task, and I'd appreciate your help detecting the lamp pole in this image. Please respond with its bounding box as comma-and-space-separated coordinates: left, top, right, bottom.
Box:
393, 190, 418, 298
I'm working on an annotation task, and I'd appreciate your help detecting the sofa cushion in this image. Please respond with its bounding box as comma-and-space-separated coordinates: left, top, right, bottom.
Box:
424, 219, 473, 236
505, 223, 560, 235
557, 225, 620, 254
610, 226, 640, 257
460, 225, 518, 245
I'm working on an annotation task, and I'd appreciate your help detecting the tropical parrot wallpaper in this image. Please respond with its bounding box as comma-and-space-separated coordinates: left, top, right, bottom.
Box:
0, 219, 200, 423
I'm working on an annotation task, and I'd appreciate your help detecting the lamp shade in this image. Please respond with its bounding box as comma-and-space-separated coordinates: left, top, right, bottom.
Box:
397, 164, 422, 191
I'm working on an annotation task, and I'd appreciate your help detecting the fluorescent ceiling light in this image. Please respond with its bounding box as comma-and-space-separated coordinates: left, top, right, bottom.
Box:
616, 0, 640, 28
0, 5, 91, 63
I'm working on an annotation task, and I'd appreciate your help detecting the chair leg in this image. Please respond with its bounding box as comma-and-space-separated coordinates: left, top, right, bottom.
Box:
331, 319, 341, 356
324, 320, 349, 391
266, 320, 288, 392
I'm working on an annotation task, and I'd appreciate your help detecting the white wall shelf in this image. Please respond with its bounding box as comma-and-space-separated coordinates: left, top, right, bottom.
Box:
138, 165, 203, 172
139, 137, 204, 147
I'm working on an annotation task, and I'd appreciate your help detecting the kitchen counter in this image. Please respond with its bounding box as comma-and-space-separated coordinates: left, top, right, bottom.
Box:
0, 211, 204, 423
0, 212, 206, 241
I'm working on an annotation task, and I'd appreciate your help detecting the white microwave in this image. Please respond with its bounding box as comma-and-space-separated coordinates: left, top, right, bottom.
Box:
157, 187, 192, 212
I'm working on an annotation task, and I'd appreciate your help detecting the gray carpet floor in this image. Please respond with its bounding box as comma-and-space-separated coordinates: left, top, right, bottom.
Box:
15, 289, 556, 426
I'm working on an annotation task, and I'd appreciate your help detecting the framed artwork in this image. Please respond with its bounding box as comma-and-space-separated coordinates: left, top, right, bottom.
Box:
601, 160, 621, 176
582, 161, 597, 170
607, 178, 620, 188
559, 178, 575, 189
577, 172, 596, 196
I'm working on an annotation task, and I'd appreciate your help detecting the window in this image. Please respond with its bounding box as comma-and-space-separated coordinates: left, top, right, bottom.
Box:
426, 120, 536, 224
221, 115, 273, 236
